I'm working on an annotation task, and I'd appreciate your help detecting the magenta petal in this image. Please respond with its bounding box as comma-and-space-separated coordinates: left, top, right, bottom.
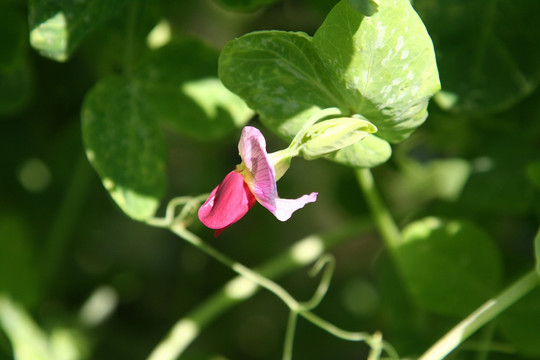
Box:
238, 126, 277, 211
271, 192, 318, 221
198, 171, 256, 232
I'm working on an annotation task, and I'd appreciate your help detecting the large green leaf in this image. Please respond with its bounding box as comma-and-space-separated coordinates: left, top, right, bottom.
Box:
219, 0, 439, 167
82, 39, 252, 219
220, 31, 342, 139
81, 77, 166, 221
395, 217, 502, 316
415, 0, 540, 114
136, 40, 252, 141
29, 0, 130, 62
312, 0, 440, 143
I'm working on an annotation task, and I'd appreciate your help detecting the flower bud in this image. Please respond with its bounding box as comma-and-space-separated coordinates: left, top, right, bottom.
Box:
267, 149, 293, 181
300, 116, 377, 160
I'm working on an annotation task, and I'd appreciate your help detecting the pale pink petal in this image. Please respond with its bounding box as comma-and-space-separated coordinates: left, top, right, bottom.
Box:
238, 126, 277, 211
198, 171, 256, 236
271, 192, 318, 221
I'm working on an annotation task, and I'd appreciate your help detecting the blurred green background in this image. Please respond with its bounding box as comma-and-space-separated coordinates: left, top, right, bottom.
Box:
1, 0, 540, 359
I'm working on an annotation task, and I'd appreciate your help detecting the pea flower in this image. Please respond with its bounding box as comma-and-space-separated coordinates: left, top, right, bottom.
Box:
198, 126, 318, 236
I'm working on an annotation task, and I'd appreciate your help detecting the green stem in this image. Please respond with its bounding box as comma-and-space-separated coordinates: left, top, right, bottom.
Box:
283, 311, 298, 360
367, 332, 383, 360
147, 220, 375, 360
299, 311, 370, 341
419, 270, 540, 360
146, 221, 369, 360
171, 226, 300, 310
355, 168, 401, 250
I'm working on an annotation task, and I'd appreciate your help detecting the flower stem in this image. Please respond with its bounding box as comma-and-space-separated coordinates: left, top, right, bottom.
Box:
419, 270, 540, 360
153, 222, 382, 359
282, 311, 298, 360
171, 226, 300, 310
355, 168, 402, 250
146, 220, 370, 360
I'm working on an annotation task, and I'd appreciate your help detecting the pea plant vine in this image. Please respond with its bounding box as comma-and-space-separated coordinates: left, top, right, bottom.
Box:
1, 0, 540, 359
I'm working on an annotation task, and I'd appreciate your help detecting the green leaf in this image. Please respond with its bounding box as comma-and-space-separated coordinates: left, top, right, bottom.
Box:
312, 0, 440, 143
325, 134, 391, 168
395, 217, 502, 316
220, 31, 343, 139
81, 39, 252, 219
219, 0, 439, 167
0, 214, 38, 307
415, 0, 540, 114
29, 0, 130, 62
81, 77, 166, 221
137, 40, 252, 140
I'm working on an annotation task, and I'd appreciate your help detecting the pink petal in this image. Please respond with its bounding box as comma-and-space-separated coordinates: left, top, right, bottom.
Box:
271, 192, 318, 221
198, 171, 256, 235
238, 126, 277, 212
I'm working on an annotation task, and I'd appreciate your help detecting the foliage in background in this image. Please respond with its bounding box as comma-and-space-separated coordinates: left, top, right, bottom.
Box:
1, 0, 539, 359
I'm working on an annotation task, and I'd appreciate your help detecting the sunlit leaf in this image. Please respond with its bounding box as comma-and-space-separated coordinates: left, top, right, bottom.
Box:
219, 0, 439, 167
81, 77, 166, 221
220, 31, 341, 139
312, 0, 440, 143
395, 217, 502, 316
137, 40, 252, 140
29, 0, 130, 61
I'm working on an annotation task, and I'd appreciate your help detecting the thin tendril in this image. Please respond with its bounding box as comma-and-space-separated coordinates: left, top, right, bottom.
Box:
146, 196, 397, 358
300, 254, 335, 310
